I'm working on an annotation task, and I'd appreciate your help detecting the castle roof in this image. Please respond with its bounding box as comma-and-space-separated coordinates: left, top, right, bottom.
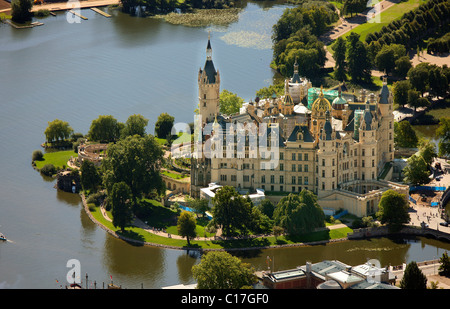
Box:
311, 87, 332, 112
287, 125, 314, 143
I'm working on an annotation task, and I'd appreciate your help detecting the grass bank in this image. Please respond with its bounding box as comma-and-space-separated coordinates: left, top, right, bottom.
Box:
338, 0, 427, 42
34, 150, 77, 170
85, 197, 353, 250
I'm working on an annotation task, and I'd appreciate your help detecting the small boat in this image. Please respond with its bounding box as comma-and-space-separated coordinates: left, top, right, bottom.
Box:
0, 233, 6, 241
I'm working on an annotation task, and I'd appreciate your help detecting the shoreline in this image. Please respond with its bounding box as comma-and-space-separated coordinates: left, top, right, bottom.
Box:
79, 192, 352, 251
30, 0, 120, 12
79, 191, 450, 252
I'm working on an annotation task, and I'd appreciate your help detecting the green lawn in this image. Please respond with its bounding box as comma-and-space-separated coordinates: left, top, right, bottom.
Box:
34, 150, 77, 170
161, 170, 188, 180
339, 0, 427, 42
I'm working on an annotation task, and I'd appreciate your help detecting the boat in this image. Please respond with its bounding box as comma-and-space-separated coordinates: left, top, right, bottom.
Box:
0, 233, 6, 241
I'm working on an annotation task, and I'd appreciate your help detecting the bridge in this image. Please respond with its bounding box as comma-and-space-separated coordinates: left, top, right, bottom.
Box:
348, 225, 450, 242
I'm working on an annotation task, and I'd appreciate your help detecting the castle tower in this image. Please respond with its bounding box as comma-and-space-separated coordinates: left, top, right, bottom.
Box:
310, 86, 332, 142
376, 75, 395, 167
198, 34, 220, 125
317, 110, 338, 197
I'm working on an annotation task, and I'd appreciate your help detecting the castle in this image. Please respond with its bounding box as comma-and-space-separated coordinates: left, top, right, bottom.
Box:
190, 37, 408, 217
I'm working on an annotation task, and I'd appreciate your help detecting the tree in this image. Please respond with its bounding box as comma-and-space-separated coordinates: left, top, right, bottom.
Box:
110, 182, 133, 233
154, 113, 175, 139
186, 197, 209, 218
273, 190, 325, 235
400, 261, 427, 289
177, 212, 197, 246
44, 119, 74, 145
418, 138, 437, 166
192, 251, 257, 289
332, 36, 347, 81
219, 90, 244, 115
102, 135, 164, 205
272, 225, 284, 241
393, 80, 411, 108
121, 114, 148, 138
436, 117, 450, 157
394, 120, 418, 148
11, 0, 32, 23
438, 252, 450, 277
346, 33, 371, 82
407, 63, 430, 96
376, 189, 410, 230
257, 199, 275, 219
394, 56, 412, 78
80, 160, 101, 193
211, 186, 253, 237
403, 154, 430, 185
88, 115, 122, 143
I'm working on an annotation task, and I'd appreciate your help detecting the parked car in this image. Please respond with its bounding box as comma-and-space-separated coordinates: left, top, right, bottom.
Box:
440, 222, 449, 227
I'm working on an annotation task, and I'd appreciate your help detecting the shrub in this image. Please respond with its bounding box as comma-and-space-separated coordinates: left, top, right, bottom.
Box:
35, 9, 50, 17
32, 150, 44, 162
40, 164, 57, 176
86, 191, 107, 206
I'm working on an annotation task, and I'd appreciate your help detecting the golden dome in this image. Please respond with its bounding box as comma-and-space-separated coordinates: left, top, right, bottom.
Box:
311, 86, 331, 113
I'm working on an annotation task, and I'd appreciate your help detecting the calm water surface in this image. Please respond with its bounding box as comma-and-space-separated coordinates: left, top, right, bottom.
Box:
0, 1, 449, 289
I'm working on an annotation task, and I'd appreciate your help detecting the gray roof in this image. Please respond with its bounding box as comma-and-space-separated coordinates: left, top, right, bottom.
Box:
287, 125, 314, 143
202, 59, 217, 84
321, 114, 333, 140
362, 108, 373, 130
379, 84, 390, 104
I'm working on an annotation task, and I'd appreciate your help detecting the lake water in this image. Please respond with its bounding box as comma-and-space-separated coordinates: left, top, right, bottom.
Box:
1, 1, 450, 289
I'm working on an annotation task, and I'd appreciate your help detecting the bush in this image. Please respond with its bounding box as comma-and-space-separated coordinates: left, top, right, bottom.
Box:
34, 9, 50, 17
86, 191, 106, 206
40, 164, 57, 176
32, 150, 44, 162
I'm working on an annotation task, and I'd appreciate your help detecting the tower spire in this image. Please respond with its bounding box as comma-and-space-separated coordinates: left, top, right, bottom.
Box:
206, 31, 212, 60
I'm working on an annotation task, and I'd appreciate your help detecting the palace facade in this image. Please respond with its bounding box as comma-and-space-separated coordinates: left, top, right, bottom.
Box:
190, 38, 408, 217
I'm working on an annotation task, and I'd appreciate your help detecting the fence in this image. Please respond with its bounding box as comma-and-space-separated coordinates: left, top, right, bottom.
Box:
410, 186, 447, 192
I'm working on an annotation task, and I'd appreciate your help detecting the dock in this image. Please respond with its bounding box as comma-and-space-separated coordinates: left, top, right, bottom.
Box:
3, 19, 43, 29
90, 7, 111, 17
69, 9, 88, 20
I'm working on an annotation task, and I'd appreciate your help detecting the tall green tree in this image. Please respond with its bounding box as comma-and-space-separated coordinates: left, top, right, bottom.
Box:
393, 80, 412, 108
407, 63, 430, 96
394, 120, 418, 148
436, 117, 450, 157
211, 186, 253, 237
44, 119, 74, 145
346, 33, 371, 82
403, 154, 430, 185
80, 159, 101, 193
219, 90, 244, 115
177, 212, 197, 246
154, 113, 175, 139
88, 115, 123, 143
376, 189, 410, 230
438, 252, 450, 277
102, 135, 164, 205
400, 261, 427, 289
192, 251, 257, 289
418, 138, 437, 166
121, 114, 148, 138
332, 36, 347, 81
110, 181, 133, 233
273, 190, 325, 235
11, 0, 32, 23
